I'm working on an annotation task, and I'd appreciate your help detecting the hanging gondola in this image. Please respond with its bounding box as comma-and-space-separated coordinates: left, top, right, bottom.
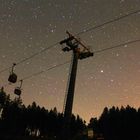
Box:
14, 80, 23, 96
8, 63, 17, 83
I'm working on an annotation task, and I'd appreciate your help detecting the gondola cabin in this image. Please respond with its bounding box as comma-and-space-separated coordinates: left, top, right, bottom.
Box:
14, 87, 21, 96
14, 80, 23, 96
8, 63, 17, 83
8, 73, 17, 83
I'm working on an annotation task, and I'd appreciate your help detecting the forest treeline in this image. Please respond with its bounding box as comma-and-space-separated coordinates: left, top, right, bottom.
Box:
89, 106, 140, 140
1, 88, 140, 140
0, 88, 86, 140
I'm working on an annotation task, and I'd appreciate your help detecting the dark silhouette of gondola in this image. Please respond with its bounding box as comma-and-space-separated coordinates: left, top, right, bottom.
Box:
14, 80, 23, 96
8, 63, 17, 83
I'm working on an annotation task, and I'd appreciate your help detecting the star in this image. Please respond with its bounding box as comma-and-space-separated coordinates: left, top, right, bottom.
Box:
101, 70, 104, 73
0, 0, 139, 123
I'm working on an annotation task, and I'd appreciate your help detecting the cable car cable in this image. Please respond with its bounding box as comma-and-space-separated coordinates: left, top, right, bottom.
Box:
0, 42, 59, 74
16, 42, 59, 65
76, 9, 140, 36
2, 38, 139, 89
11, 39, 140, 83
0, 9, 139, 74
94, 39, 140, 54
17, 60, 70, 82
2, 61, 70, 88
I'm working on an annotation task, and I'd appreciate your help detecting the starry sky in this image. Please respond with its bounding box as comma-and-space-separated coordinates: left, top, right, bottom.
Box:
0, 0, 140, 122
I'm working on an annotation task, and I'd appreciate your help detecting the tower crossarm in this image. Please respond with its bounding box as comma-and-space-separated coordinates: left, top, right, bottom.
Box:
60, 31, 94, 60
66, 31, 90, 51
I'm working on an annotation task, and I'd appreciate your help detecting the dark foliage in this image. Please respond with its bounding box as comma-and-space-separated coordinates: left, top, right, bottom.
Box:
0, 89, 86, 140
2, 87, 140, 140
88, 106, 140, 140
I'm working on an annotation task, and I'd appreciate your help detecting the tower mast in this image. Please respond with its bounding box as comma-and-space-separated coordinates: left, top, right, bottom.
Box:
60, 31, 93, 140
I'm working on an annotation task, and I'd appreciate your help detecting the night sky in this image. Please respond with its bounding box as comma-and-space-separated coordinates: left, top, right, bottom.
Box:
0, 0, 140, 122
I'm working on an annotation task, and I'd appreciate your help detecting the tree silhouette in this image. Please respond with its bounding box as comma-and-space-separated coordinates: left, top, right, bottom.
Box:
2, 89, 140, 140
89, 106, 140, 140
0, 89, 86, 140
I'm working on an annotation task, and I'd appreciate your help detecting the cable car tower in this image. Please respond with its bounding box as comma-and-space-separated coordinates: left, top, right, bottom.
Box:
60, 31, 93, 140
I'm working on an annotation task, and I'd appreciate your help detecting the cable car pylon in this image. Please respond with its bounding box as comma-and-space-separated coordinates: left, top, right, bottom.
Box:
60, 31, 93, 140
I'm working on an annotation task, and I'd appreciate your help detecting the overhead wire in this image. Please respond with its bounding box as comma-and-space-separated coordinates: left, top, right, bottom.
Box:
16, 61, 70, 84
16, 42, 59, 65
76, 9, 140, 36
0, 9, 139, 74
20, 60, 70, 81
3, 38, 139, 88
94, 39, 140, 54
0, 42, 60, 74
0, 66, 12, 74
1, 60, 70, 89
